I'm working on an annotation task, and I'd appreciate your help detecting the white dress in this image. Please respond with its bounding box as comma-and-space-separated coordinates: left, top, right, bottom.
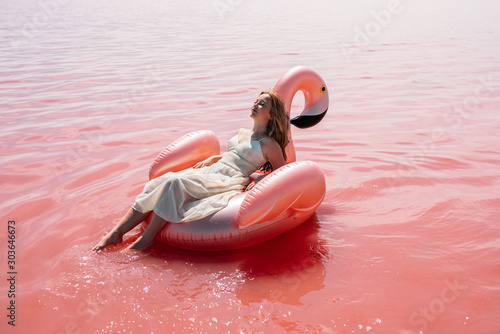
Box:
132, 133, 268, 223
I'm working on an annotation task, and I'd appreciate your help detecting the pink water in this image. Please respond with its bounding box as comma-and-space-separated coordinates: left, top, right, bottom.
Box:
1, 0, 500, 333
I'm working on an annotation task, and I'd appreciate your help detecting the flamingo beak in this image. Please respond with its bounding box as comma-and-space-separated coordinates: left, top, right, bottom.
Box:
290, 94, 329, 129
291, 109, 327, 128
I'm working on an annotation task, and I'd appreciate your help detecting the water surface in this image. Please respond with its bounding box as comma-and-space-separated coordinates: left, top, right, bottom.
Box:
1, 0, 500, 333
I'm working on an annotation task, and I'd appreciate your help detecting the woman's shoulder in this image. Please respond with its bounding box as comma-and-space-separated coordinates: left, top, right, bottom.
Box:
259, 137, 280, 150
259, 137, 285, 168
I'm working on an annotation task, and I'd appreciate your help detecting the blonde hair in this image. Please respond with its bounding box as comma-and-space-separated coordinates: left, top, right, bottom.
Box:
259, 90, 288, 173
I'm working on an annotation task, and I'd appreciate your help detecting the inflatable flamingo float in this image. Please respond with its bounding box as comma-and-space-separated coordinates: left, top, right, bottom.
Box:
144, 66, 328, 250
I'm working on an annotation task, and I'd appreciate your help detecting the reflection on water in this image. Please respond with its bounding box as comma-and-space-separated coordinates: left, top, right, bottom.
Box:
146, 215, 328, 308
235, 216, 327, 306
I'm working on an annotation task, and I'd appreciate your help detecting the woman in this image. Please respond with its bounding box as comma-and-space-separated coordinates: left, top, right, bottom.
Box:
93, 90, 288, 251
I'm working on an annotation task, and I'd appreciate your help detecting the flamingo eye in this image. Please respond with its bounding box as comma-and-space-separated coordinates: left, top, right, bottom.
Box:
320, 85, 327, 93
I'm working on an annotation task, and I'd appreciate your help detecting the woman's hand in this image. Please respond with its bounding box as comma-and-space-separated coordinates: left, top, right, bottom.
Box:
193, 155, 222, 169
245, 175, 266, 191
245, 180, 257, 191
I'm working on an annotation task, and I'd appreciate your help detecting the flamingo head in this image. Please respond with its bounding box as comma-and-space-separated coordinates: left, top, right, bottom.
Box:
274, 66, 329, 129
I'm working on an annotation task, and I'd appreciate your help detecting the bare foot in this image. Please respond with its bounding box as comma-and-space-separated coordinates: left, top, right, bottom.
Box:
127, 235, 155, 250
93, 230, 123, 251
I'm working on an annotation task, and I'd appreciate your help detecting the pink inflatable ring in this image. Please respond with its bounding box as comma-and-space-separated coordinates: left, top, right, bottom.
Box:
143, 66, 329, 250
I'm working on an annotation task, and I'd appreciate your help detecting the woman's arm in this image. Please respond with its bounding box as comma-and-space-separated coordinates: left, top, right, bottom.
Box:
246, 139, 285, 191
193, 155, 222, 169
261, 139, 286, 171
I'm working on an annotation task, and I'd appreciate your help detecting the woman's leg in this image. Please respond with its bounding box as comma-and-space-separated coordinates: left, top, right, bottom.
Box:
128, 213, 168, 250
93, 207, 151, 251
